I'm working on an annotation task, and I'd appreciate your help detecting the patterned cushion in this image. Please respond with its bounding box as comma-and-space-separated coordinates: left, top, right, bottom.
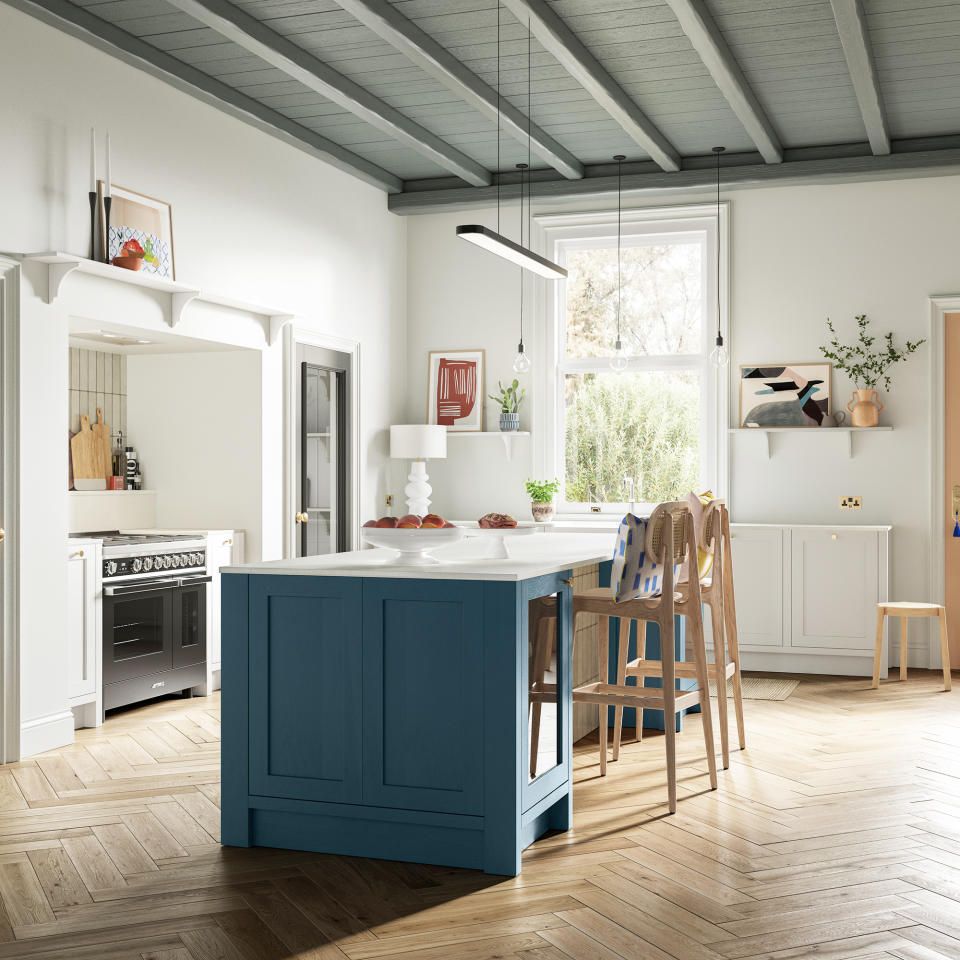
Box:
609, 513, 684, 603
686, 490, 717, 580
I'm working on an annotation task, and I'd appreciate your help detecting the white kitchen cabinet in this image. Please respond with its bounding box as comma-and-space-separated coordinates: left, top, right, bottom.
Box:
66, 539, 101, 712
728, 526, 786, 648
206, 530, 244, 690
728, 524, 890, 676
790, 528, 879, 652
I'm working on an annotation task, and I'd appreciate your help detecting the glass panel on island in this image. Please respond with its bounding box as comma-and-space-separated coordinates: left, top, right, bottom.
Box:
528, 592, 562, 783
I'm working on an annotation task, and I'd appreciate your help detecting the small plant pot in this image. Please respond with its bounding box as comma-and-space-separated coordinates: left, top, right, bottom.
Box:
531, 501, 555, 523
499, 412, 520, 432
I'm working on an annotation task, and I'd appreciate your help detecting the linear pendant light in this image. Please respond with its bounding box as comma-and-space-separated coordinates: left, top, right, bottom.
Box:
709, 146, 729, 368
455, 6, 566, 281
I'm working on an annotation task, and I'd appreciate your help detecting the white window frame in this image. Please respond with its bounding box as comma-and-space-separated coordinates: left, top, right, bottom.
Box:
532, 203, 729, 516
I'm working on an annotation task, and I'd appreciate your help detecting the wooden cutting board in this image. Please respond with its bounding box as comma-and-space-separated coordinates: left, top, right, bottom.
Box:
71, 415, 106, 489
91, 407, 111, 479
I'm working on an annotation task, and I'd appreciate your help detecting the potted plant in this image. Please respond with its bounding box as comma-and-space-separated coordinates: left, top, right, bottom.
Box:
820, 314, 925, 427
489, 378, 526, 432
526, 478, 560, 523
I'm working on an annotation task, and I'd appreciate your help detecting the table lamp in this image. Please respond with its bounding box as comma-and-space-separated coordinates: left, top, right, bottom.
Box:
390, 424, 447, 517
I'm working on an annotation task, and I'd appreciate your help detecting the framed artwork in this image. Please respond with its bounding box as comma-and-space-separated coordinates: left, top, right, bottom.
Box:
739, 363, 832, 427
98, 182, 176, 279
427, 350, 484, 432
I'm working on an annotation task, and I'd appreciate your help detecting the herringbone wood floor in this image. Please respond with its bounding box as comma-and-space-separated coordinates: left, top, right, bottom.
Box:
0, 673, 958, 959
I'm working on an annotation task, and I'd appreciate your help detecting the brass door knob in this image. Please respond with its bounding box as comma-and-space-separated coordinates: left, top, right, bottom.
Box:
0, 527, 4, 542
70, 550, 84, 559
223, 538, 233, 546
295, 512, 308, 524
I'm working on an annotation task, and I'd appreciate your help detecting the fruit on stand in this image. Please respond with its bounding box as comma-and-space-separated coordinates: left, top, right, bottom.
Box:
363, 515, 455, 529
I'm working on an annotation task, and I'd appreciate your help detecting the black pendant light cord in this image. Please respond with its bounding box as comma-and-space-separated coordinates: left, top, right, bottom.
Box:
617, 156, 622, 344
496, 1, 500, 235
714, 146, 724, 347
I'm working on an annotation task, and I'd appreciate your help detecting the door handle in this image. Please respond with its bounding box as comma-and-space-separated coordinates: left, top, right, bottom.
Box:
295, 512, 308, 524
70, 550, 85, 559
0, 527, 4, 542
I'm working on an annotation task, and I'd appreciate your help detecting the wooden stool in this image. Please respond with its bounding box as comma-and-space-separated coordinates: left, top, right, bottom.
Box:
611, 500, 746, 770
872, 602, 952, 691
570, 501, 718, 813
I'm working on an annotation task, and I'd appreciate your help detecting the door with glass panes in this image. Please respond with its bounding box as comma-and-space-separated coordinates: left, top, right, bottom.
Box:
299, 363, 347, 556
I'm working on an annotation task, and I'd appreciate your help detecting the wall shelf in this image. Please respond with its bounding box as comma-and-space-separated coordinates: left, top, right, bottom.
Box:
729, 426, 893, 459
23, 252, 296, 342
68, 489, 157, 496
446, 431, 530, 461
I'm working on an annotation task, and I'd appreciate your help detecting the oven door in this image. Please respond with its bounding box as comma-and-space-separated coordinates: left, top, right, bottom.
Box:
173, 575, 210, 669
103, 579, 176, 684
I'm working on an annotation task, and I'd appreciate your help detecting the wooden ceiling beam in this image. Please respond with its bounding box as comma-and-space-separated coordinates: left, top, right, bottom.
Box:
663, 0, 782, 164
499, 0, 681, 173
167, 0, 493, 186
331, 0, 584, 180
829, 0, 891, 155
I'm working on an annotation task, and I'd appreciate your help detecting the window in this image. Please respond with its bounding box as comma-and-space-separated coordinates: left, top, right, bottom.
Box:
543, 210, 725, 514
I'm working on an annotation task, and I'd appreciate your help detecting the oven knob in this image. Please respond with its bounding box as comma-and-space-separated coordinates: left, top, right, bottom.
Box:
175, 554, 185, 567
143, 557, 154, 572
196, 553, 205, 566
160, 556, 171, 570
105, 560, 118, 576
131, 558, 143, 573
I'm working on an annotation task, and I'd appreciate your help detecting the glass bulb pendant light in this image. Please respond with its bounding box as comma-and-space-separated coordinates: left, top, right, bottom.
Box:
709, 146, 729, 368
513, 162, 532, 373
610, 155, 629, 373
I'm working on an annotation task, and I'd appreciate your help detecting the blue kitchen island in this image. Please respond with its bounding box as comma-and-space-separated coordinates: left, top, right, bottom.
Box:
220, 535, 664, 876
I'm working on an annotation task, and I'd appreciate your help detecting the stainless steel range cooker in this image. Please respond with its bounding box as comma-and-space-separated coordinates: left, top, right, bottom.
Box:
73, 531, 210, 711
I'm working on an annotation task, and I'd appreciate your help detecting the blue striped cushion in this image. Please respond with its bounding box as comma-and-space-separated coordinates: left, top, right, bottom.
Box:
610, 513, 684, 602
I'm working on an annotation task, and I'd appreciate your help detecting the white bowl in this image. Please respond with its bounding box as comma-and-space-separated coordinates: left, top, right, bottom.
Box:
361, 526, 464, 565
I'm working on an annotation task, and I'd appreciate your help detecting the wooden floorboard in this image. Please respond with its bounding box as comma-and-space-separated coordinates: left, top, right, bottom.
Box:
0, 673, 958, 959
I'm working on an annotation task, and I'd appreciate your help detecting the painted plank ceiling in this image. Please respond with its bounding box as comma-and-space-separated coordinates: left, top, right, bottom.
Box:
24, 0, 960, 192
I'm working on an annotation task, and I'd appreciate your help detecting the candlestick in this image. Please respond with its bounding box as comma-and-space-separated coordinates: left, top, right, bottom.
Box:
88, 190, 97, 261
89, 127, 96, 194
103, 195, 112, 263
105, 132, 111, 198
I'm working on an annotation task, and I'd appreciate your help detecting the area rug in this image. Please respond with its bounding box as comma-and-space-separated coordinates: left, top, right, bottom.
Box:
708, 676, 800, 701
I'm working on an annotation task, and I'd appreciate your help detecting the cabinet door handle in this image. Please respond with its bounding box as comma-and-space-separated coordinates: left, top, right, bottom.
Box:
223, 538, 233, 546
0, 527, 4, 542
831, 534, 838, 540
70, 550, 84, 559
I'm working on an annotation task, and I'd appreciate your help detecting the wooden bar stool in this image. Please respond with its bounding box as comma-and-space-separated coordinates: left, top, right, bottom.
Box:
872, 602, 952, 691
570, 501, 718, 813
611, 500, 746, 770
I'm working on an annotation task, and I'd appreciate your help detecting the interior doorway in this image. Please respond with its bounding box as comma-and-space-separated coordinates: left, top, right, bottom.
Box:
945, 312, 960, 665
0, 257, 20, 763
297, 351, 350, 556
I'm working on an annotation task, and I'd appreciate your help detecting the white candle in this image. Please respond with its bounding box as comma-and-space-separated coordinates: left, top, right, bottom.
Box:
89, 127, 96, 194
105, 132, 111, 197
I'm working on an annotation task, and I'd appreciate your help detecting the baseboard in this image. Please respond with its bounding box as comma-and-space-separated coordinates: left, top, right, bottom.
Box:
20, 711, 75, 757
737, 651, 877, 677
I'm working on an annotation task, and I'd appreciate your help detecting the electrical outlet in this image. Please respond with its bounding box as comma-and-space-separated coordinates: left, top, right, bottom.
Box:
840, 496, 862, 510
385, 494, 394, 509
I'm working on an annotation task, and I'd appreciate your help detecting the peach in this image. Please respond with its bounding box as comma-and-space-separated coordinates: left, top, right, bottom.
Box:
375, 516, 398, 528
398, 514, 422, 527
422, 513, 445, 527
363, 520, 377, 528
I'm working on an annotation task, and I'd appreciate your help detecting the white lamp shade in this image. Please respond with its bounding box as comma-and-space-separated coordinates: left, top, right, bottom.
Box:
390, 424, 447, 460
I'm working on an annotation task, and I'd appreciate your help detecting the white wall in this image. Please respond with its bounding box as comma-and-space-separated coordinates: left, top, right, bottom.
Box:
127, 351, 265, 560
2, 3, 405, 752
405, 175, 960, 623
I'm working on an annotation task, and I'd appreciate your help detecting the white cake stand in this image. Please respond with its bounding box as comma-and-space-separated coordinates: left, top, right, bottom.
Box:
461, 523, 540, 559
361, 527, 464, 565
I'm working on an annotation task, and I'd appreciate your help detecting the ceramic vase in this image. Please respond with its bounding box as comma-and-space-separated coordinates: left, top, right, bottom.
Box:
846, 389, 884, 427
499, 412, 519, 432
531, 501, 554, 523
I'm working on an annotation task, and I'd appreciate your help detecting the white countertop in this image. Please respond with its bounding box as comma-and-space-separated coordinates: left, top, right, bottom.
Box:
223, 533, 616, 582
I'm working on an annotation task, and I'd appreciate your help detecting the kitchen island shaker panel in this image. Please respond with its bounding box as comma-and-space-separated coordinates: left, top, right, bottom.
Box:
219, 541, 608, 875
248, 576, 362, 804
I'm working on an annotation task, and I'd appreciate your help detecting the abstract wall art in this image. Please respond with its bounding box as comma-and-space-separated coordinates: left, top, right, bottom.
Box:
739, 363, 832, 427
427, 350, 484, 432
